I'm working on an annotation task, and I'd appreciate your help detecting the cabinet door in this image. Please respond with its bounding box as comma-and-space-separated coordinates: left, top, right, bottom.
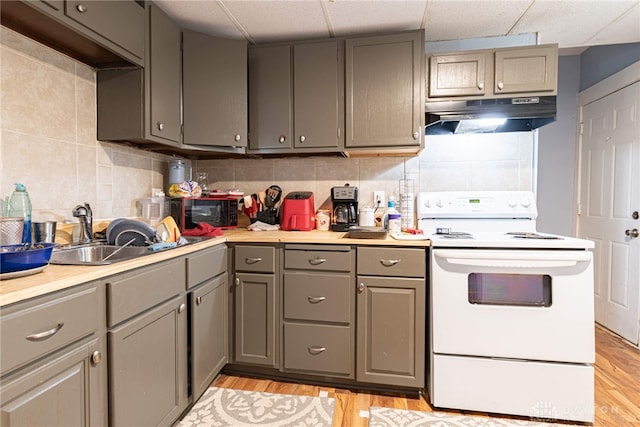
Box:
234, 272, 277, 366
183, 31, 248, 148
248, 45, 292, 150
428, 52, 487, 98
66, 0, 144, 63
109, 295, 187, 427
0, 337, 106, 427
190, 274, 228, 400
148, 3, 181, 144
293, 41, 343, 149
494, 45, 558, 94
346, 31, 423, 148
356, 276, 425, 388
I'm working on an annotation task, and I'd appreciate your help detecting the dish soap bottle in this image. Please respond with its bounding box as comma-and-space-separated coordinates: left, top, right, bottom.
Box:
385, 196, 401, 235
8, 183, 32, 244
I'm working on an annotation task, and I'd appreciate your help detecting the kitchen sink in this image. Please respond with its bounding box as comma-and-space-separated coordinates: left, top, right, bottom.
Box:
49, 236, 210, 266
50, 244, 152, 265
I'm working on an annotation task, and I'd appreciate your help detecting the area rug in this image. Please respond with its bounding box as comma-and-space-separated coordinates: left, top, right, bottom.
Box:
368, 407, 579, 427
177, 387, 335, 427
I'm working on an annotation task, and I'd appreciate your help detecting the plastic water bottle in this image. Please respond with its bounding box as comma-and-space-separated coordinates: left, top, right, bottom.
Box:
8, 183, 32, 244
385, 197, 401, 235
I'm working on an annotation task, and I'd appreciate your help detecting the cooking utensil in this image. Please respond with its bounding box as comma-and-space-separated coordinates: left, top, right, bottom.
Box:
265, 185, 283, 209
0, 243, 55, 274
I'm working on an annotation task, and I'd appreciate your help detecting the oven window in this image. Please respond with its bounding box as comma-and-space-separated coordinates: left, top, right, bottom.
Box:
468, 273, 552, 307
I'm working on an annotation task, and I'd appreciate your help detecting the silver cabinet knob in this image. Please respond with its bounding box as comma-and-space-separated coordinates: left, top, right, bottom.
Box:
91, 350, 102, 365
358, 282, 365, 293
76, 4, 87, 13
196, 296, 202, 305
625, 228, 639, 238
234, 277, 240, 287
178, 303, 186, 313
299, 135, 306, 143
497, 82, 504, 90
157, 122, 164, 131
478, 82, 484, 90
234, 134, 241, 142
278, 135, 286, 144
412, 131, 419, 140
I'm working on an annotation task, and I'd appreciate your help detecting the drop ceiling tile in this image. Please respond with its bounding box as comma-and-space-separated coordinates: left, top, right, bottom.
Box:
155, 1, 245, 39
511, 0, 639, 48
585, 3, 640, 46
223, 0, 330, 43
424, 0, 532, 42
324, 1, 427, 37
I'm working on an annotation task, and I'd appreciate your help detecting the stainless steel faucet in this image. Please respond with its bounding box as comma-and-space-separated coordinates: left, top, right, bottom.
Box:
72, 203, 93, 243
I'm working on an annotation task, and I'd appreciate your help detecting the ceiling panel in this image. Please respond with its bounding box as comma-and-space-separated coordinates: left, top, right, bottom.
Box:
324, 1, 427, 37
585, 3, 640, 46
155, 0, 244, 39
511, 0, 639, 47
223, 0, 331, 43
424, 0, 532, 42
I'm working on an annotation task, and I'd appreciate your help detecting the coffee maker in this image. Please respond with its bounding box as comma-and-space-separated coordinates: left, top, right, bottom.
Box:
331, 184, 358, 231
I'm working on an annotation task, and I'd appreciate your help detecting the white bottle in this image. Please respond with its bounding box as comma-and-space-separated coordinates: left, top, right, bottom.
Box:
386, 197, 401, 235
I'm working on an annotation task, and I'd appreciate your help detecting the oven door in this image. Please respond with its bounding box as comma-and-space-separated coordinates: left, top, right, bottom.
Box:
431, 249, 594, 363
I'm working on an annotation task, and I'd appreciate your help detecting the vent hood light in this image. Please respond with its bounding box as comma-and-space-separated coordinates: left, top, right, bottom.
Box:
425, 96, 557, 135
455, 118, 506, 134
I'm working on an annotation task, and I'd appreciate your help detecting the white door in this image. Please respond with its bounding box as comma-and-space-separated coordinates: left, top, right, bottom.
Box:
579, 81, 640, 345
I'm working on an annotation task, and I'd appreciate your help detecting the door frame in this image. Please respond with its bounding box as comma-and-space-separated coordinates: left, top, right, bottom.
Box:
576, 60, 640, 347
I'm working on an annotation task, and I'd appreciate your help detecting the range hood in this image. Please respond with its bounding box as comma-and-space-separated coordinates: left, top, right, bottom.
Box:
425, 96, 556, 135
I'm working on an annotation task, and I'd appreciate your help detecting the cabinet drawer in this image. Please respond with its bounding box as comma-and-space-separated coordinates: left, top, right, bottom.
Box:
107, 258, 185, 327
234, 245, 276, 273
357, 247, 425, 277
283, 323, 352, 376
285, 246, 353, 272
283, 272, 351, 323
187, 244, 227, 289
1, 285, 99, 375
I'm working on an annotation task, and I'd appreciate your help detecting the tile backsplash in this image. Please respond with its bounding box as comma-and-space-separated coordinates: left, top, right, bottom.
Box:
1, 26, 534, 228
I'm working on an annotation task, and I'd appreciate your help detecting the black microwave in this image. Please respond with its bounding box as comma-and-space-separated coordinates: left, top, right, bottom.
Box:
169, 197, 238, 230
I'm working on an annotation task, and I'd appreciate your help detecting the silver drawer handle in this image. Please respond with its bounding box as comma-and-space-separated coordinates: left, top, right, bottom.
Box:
308, 346, 326, 355
196, 296, 202, 305
245, 257, 262, 264
380, 259, 400, 267
26, 322, 64, 341
178, 303, 186, 313
76, 4, 87, 13
308, 296, 326, 304
308, 257, 326, 265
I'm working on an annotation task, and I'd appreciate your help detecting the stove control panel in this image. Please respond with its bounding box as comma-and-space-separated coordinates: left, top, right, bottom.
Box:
417, 191, 537, 219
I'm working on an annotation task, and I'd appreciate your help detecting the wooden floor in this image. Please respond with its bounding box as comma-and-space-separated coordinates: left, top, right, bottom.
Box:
212, 325, 640, 426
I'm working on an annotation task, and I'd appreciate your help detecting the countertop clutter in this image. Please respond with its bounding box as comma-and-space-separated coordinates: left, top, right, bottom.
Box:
0, 229, 429, 307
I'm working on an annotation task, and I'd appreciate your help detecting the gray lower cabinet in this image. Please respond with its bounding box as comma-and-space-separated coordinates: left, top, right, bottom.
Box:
106, 258, 188, 427
97, 3, 181, 146
187, 244, 229, 400
282, 244, 355, 378
0, 282, 107, 426
232, 245, 278, 367
356, 247, 426, 388
182, 30, 248, 150
345, 30, 424, 153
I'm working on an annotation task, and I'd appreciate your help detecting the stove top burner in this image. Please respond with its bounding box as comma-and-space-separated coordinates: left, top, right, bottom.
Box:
506, 232, 563, 240
434, 231, 474, 239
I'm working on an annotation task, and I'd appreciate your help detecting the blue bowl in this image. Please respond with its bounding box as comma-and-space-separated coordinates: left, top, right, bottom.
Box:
0, 243, 56, 274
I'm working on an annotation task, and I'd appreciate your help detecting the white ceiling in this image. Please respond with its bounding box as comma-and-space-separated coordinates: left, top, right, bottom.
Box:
155, 0, 640, 54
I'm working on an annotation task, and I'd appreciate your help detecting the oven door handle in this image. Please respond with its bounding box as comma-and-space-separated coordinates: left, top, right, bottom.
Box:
434, 250, 592, 268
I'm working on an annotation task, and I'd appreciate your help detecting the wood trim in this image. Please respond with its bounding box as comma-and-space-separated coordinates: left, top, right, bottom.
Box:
578, 61, 640, 106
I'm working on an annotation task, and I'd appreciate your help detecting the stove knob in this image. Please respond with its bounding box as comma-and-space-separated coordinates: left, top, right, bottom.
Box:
424, 199, 431, 208
436, 199, 444, 208
521, 196, 531, 207
508, 198, 517, 208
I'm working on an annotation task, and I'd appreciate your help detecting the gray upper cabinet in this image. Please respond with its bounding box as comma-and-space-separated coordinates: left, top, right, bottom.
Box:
248, 40, 344, 153
183, 31, 248, 150
1, 0, 144, 67
97, 3, 181, 146
428, 44, 558, 100
345, 30, 424, 153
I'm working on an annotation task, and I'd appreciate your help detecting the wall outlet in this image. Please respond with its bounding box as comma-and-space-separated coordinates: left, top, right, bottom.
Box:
373, 191, 385, 208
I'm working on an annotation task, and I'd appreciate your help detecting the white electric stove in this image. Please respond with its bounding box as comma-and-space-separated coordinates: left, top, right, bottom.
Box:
418, 191, 595, 423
